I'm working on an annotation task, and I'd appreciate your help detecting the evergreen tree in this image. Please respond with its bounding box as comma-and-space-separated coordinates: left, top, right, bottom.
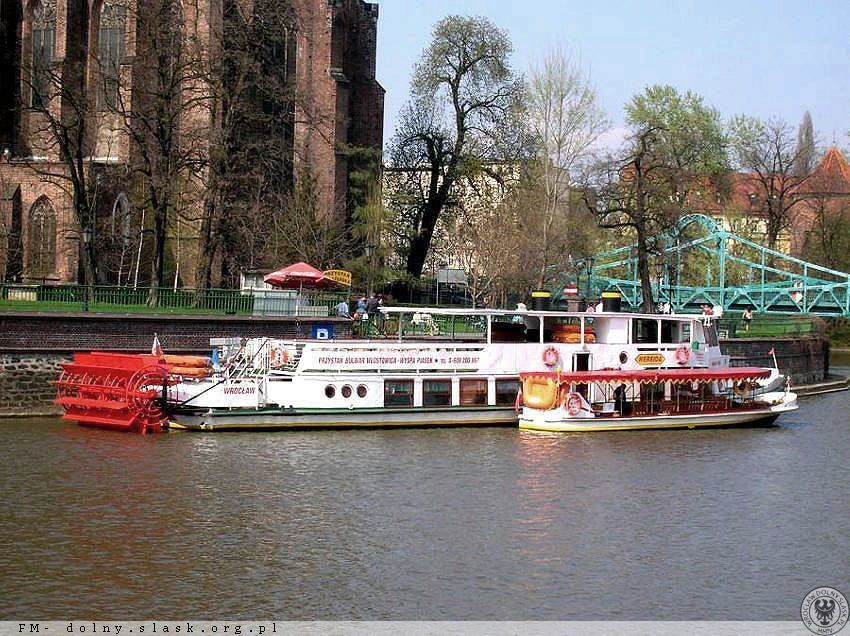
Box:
794, 111, 815, 177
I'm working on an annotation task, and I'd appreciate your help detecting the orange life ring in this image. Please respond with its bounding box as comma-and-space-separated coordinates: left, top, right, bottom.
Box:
675, 344, 691, 365
542, 346, 560, 367
565, 393, 582, 416
270, 347, 289, 368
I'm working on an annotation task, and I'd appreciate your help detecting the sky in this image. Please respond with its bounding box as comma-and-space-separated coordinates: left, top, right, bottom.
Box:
375, 0, 850, 152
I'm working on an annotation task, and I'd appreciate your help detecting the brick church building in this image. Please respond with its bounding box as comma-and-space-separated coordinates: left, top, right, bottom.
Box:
0, 0, 384, 285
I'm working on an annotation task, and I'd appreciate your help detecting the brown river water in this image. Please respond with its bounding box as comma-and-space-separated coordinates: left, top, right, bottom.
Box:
1, 376, 848, 619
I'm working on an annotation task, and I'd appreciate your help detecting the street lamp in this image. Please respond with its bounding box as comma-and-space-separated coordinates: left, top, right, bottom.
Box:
584, 256, 595, 298
82, 226, 93, 312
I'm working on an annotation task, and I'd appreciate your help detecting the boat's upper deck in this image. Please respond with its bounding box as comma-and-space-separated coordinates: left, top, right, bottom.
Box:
379, 306, 715, 348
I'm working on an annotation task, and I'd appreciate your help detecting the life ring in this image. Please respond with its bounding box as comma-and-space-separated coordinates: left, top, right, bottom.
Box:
565, 393, 582, 416
270, 347, 289, 368
675, 344, 690, 365
542, 346, 560, 367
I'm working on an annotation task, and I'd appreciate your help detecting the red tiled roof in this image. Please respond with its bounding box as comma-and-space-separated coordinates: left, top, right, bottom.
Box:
797, 146, 850, 195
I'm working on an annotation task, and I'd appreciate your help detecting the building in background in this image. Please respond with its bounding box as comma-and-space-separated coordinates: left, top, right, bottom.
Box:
0, 0, 384, 285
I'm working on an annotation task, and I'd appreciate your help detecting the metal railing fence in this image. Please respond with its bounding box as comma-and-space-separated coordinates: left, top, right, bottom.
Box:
0, 283, 348, 317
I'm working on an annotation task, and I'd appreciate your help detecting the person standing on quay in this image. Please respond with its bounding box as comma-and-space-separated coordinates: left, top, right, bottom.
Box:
742, 307, 754, 332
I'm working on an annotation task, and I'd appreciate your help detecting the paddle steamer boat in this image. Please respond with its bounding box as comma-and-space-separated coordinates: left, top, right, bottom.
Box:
56, 305, 796, 432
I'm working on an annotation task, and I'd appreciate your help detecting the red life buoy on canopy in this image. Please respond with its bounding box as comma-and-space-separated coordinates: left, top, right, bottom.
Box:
565, 393, 582, 416
675, 344, 691, 365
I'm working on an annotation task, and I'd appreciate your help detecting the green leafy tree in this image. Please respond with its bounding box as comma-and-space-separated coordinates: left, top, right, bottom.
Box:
585, 85, 727, 311
387, 15, 525, 279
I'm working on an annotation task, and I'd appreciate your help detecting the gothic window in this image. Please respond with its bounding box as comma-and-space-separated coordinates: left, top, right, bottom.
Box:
98, 2, 126, 111
26, 197, 56, 280
110, 193, 131, 245
31, 0, 56, 109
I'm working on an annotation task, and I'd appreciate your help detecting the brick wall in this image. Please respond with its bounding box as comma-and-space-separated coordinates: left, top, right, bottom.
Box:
0, 311, 351, 352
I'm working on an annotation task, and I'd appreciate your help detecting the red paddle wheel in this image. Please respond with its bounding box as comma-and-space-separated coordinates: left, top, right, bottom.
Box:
56, 353, 174, 434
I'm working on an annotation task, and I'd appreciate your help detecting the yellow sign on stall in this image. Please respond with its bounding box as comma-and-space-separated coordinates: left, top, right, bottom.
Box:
324, 269, 352, 286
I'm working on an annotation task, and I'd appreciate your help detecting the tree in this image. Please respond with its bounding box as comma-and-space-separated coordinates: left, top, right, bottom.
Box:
585, 86, 727, 311
104, 0, 213, 302
794, 111, 815, 177
526, 47, 608, 288
728, 116, 815, 250
22, 0, 100, 297
388, 15, 525, 278
801, 198, 850, 271
193, 0, 298, 290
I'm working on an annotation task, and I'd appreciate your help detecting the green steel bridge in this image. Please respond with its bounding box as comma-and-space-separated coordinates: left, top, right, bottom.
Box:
559, 214, 850, 316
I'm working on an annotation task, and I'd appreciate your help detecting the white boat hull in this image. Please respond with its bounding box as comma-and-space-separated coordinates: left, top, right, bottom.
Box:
518, 393, 798, 432
169, 405, 519, 431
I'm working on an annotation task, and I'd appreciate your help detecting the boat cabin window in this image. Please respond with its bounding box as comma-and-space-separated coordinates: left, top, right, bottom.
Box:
632, 319, 658, 344
679, 322, 691, 344
423, 379, 452, 407
384, 380, 414, 407
495, 378, 520, 406
460, 378, 487, 406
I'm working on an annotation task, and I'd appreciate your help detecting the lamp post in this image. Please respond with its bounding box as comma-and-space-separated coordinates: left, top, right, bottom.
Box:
82, 226, 93, 312
655, 262, 664, 306
584, 256, 595, 299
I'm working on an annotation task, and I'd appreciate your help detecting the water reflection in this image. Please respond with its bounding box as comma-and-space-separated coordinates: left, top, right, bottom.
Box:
1, 390, 848, 619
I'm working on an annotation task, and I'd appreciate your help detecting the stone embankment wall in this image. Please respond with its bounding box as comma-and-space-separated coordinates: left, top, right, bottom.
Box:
0, 312, 350, 416
0, 352, 69, 416
721, 336, 828, 385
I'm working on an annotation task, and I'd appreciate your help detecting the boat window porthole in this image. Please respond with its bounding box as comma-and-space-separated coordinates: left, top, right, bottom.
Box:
619, 352, 628, 364
325, 385, 335, 398
341, 384, 352, 398
357, 384, 367, 398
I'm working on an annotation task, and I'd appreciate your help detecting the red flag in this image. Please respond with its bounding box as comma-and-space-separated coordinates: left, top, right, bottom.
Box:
152, 334, 164, 357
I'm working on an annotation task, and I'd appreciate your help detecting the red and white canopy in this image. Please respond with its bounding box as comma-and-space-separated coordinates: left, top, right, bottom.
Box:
521, 367, 772, 385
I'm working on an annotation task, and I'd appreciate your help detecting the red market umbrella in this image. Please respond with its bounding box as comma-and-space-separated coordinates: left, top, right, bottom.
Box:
263, 262, 340, 290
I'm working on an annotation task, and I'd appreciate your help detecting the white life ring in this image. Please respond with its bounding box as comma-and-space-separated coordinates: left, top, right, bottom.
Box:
675, 344, 691, 365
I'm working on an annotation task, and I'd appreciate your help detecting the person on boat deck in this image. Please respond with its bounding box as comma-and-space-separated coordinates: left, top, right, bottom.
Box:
512, 302, 527, 323
335, 298, 351, 318
365, 293, 379, 317
614, 383, 632, 416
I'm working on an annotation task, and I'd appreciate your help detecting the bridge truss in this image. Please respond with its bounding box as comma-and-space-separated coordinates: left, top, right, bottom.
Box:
559, 214, 850, 316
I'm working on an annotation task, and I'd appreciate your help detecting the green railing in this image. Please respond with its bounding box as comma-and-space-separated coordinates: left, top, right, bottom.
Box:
0, 283, 348, 317
351, 313, 488, 339
714, 314, 822, 339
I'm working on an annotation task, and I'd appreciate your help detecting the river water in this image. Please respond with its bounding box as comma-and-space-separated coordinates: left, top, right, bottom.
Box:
1, 388, 848, 620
